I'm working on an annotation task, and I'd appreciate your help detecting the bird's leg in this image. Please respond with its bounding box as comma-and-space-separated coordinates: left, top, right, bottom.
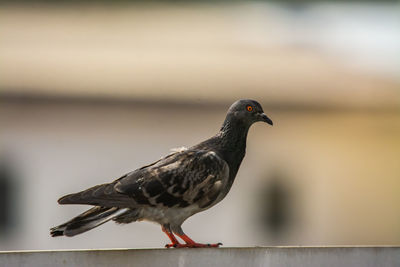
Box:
162, 225, 181, 248
172, 226, 222, 248
176, 233, 222, 248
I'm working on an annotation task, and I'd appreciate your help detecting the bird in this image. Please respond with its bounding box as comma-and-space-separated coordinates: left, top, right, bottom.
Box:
50, 99, 273, 248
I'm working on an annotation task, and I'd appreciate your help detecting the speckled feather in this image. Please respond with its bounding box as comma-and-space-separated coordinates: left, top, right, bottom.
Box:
58, 149, 228, 209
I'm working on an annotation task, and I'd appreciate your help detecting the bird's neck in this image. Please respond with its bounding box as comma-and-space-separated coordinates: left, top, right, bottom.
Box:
218, 116, 250, 151
215, 116, 250, 177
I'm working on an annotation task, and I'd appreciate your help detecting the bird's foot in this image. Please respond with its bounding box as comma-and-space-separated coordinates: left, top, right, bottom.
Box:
165, 242, 222, 248
183, 242, 222, 248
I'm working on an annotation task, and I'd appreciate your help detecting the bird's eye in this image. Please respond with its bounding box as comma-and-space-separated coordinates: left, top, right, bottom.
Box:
246, 105, 253, 112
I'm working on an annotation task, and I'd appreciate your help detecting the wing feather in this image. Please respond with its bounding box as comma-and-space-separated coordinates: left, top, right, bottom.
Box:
58, 149, 229, 208
115, 149, 229, 208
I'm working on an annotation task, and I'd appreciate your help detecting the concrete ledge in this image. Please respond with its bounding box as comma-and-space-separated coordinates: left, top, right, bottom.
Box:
1, 247, 399, 267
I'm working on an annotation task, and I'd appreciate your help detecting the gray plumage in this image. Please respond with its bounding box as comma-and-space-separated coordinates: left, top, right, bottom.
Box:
51, 99, 272, 247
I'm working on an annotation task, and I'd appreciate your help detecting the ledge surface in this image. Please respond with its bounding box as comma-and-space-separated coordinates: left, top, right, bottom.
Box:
1, 247, 399, 267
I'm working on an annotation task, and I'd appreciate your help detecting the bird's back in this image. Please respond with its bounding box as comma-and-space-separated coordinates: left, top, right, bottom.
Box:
58, 147, 230, 212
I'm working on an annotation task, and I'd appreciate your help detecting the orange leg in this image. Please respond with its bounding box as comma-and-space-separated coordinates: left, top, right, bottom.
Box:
163, 225, 222, 248
176, 233, 222, 248
162, 226, 181, 248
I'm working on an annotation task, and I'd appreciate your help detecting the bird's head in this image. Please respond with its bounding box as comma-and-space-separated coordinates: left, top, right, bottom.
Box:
227, 99, 273, 126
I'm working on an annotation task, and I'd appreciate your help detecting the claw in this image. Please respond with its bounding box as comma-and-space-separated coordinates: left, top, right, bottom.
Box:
207, 243, 222, 247
165, 243, 179, 248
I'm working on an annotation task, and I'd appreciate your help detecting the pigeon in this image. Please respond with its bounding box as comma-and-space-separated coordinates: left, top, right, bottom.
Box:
50, 99, 273, 248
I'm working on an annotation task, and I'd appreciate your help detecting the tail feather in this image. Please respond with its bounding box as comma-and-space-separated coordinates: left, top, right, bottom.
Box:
50, 206, 129, 237
57, 183, 133, 207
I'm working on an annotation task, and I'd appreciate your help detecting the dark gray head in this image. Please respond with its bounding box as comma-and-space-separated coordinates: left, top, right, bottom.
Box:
226, 99, 273, 126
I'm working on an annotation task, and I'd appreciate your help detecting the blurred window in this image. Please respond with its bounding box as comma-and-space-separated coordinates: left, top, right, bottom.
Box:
0, 161, 16, 236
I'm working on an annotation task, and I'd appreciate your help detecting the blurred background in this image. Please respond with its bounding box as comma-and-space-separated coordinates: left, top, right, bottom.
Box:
0, 0, 399, 250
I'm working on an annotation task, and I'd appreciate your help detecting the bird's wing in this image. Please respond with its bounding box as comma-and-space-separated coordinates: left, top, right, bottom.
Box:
115, 149, 229, 208
58, 149, 229, 208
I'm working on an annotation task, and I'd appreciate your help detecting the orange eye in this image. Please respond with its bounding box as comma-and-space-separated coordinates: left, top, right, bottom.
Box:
246, 105, 253, 112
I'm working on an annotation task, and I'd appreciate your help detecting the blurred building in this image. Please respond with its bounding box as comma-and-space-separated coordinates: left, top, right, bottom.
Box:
0, 1, 399, 250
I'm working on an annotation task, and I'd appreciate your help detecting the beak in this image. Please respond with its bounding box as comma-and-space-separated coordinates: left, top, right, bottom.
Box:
259, 113, 273, 126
